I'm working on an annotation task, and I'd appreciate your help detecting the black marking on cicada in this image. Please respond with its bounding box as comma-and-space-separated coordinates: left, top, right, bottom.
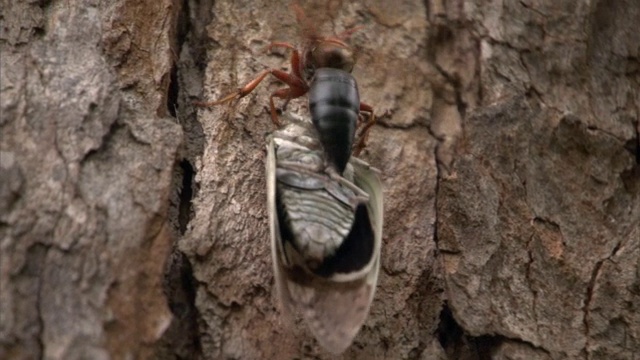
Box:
267, 113, 383, 354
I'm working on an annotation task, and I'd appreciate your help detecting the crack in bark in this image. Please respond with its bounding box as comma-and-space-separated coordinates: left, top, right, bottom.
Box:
23, 242, 49, 359
583, 259, 602, 360
158, 1, 203, 359
634, 119, 640, 164
437, 303, 552, 359
432, 63, 468, 119
518, 0, 549, 18
426, 4, 478, 358
582, 239, 624, 360
524, 232, 541, 339
178, 160, 194, 235
423, 5, 477, 176
498, 334, 552, 357
35, 252, 45, 359
167, 65, 180, 118
81, 120, 124, 164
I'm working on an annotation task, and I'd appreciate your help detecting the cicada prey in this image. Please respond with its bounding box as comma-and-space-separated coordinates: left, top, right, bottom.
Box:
266, 113, 383, 354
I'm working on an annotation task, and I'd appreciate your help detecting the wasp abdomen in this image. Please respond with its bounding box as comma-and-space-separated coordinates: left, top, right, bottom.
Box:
309, 68, 360, 173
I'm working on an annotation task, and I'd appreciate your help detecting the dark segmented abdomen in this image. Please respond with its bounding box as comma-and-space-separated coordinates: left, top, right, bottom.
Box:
308, 68, 360, 173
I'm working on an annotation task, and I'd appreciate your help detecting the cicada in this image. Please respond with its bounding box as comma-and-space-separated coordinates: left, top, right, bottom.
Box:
266, 113, 383, 354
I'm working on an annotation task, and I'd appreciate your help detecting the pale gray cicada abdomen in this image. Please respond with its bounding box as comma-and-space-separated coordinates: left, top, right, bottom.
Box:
266, 114, 383, 354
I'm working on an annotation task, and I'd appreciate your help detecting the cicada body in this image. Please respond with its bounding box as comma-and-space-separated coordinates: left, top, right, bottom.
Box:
266, 114, 383, 354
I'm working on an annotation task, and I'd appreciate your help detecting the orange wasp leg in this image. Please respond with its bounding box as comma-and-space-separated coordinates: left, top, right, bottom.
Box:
266, 41, 297, 52
336, 25, 364, 40
353, 102, 376, 156
266, 41, 305, 82
193, 68, 306, 125
194, 44, 309, 126
192, 69, 274, 107
269, 85, 309, 126
267, 41, 309, 118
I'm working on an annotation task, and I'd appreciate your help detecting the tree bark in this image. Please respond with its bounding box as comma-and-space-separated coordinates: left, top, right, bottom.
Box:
1, 0, 182, 359
1, 0, 638, 360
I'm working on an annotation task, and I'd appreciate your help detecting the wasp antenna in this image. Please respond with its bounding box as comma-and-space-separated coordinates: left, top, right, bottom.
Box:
290, 1, 320, 40
290, 1, 305, 23
336, 25, 364, 40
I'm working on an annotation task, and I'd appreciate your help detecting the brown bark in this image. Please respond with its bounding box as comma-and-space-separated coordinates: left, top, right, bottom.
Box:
1, 0, 182, 359
1, 0, 638, 359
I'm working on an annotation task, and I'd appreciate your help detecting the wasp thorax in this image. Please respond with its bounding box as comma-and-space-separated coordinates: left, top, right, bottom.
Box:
309, 41, 355, 73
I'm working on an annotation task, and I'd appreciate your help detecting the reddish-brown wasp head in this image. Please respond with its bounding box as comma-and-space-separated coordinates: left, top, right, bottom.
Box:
292, 2, 361, 79
306, 38, 355, 73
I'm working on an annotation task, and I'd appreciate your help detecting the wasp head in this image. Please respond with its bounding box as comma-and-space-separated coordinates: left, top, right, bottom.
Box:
303, 38, 355, 81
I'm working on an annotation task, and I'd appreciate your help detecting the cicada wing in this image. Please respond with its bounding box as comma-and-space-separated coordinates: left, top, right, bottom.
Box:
267, 132, 384, 354
283, 159, 384, 354
351, 158, 384, 297
285, 274, 376, 355
266, 136, 296, 320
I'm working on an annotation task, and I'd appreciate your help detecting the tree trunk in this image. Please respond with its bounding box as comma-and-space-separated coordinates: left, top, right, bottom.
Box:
1, 0, 182, 359
1, 0, 638, 359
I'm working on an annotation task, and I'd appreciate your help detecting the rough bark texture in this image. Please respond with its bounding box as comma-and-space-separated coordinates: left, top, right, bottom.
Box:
1, 0, 182, 359
436, 1, 640, 359
1, 1, 638, 360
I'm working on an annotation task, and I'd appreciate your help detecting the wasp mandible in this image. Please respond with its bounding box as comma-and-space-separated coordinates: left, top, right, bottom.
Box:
195, 3, 376, 174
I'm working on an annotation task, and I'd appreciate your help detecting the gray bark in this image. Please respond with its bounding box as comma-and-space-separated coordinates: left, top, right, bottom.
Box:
1, 0, 182, 359
1, 0, 638, 359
